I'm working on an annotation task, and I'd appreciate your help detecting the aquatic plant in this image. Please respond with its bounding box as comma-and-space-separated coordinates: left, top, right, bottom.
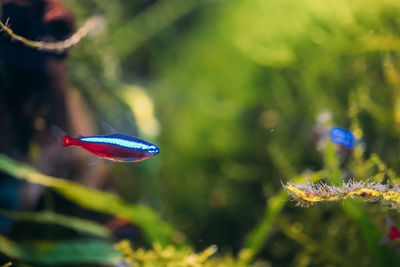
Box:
285, 179, 400, 207
0, 16, 103, 52
0, 155, 254, 266
0, 154, 176, 246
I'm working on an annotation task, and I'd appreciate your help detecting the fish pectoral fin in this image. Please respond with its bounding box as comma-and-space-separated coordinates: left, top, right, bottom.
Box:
101, 121, 118, 135
88, 156, 102, 166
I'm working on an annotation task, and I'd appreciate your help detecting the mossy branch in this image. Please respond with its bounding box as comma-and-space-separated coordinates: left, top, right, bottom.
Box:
0, 16, 104, 52
284, 179, 400, 207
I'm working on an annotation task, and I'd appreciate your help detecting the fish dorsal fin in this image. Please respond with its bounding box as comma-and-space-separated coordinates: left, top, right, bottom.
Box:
101, 121, 118, 135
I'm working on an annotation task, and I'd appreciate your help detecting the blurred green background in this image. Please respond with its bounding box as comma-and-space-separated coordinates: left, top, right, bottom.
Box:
3, 0, 400, 266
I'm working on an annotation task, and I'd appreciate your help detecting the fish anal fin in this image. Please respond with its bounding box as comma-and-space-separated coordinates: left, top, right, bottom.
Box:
101, 121, 118, 135
103, 158, 114, 164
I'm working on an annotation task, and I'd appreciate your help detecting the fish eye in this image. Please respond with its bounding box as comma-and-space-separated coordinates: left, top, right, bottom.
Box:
147, 145, 160, 154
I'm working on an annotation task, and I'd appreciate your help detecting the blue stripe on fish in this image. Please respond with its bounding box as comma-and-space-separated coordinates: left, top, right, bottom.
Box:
80, 136, 151, 150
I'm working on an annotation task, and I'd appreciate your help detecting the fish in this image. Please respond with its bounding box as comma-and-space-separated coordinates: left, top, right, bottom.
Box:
106, 216, 137, 240
51, 122, 160, 164
329, 127, 356, 149
381, 216, 400, 244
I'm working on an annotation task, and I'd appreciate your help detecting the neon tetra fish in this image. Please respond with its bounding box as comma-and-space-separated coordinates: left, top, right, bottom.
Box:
381, 216, 400, 244
51, 122, 160, 163
329, 127, 356, 149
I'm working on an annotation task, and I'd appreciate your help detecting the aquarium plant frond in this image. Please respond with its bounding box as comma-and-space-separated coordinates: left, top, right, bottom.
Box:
284, 179, 400, 207
0, 209, 110, 238
0, 16, 104, 52
0, 154, 176, 246
0, 235, 121, 265
115, 240, 218, 266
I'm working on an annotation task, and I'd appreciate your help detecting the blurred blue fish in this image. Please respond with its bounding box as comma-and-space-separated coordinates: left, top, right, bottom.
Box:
329, 127, 356, 149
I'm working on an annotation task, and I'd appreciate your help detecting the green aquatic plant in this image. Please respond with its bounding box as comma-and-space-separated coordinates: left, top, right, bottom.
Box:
0, 154, 176, 246
0, 209, 110, 238
0, 235, 121, 265
115, 240, 217, 267
114, 240, 256, 267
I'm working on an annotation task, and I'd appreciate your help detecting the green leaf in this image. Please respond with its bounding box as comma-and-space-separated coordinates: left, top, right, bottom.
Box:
0, 154, 176, 246
343, 200, 397, 267
0, 209, 110, 238
0, 235, 121, 265
243, 190, 288, 261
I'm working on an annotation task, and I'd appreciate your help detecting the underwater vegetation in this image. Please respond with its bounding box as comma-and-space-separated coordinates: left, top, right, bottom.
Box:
285, 179, 400, 208
3, 0, 400, 266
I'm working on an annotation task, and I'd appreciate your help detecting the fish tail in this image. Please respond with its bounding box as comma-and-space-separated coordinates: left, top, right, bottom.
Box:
50, 124, 71, 147
63, 135, 78, 147
380, 215, 394, 245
